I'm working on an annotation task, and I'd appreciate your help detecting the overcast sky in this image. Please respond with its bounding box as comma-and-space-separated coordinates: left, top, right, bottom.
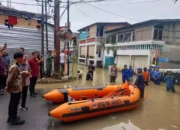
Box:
1, 0, 180, 32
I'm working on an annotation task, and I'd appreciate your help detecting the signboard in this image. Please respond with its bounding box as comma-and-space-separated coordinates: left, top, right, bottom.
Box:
158, 58, 169, 63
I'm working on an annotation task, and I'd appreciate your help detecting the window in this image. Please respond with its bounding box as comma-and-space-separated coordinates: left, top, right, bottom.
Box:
153, 25, 163, 40
96, 45, 102, 58
96, 26, 104, 37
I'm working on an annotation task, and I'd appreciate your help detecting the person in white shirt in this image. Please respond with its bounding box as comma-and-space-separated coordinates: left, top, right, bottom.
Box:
60, 50, 65, 74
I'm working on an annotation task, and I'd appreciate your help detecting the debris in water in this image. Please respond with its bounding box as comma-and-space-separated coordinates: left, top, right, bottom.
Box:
102, 120, 141, 130
171, 125, 177, 128
111, 116, 116, 120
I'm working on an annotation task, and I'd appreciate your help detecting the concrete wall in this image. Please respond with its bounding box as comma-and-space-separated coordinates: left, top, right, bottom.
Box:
163, 23, 180, 44
160, 23, 180, 69
159, 45, 180, 69
134, 26, 153, 41
105, 24, 128, 31
89, 25, 97, 38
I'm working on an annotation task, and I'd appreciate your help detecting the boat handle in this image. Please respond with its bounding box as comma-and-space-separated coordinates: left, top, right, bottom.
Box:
124, 100, 130, 104
97, 88, 103, 90
81, 106, 90, 111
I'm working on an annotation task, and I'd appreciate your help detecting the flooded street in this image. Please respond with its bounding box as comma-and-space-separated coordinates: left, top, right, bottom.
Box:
37, 64, 180, 130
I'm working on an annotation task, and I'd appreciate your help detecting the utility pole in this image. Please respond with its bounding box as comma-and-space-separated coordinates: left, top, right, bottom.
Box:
45, 0, 49, 51
67, 0, 70, 76
54, 0, 60, 73
41, 0, 45, 72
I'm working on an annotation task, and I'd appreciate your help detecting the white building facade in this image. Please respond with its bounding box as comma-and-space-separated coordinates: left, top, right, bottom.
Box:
104, 19, 180, 70
78, 22, 130, 67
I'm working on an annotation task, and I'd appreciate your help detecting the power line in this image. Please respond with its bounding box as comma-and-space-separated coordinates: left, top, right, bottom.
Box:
74, 4, 96, 22
116, 0, 162, 5
30, 0, 67, 3
60, 6, 67, 19
35, 0, 41, 13
1, 1, 42, 6
0, 0, 66, 7
86, 2, 136, 21
71, 0, 106, 4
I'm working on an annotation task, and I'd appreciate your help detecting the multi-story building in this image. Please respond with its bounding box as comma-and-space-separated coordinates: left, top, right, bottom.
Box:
104, 19, 180, 69
46, 23, 79, 61
0, 3, 44, 57
78, 22, 130, 67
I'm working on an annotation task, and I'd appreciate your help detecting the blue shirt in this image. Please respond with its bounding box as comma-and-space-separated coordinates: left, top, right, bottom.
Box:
135, 73, 145, 89
148, 69, 154, 78
3, 55, 10, 71
153, 71, 161, 79
122, 68, 129, 78
88, 65, 95, 73
129, 69, 134, 77
164, 75, 175, 88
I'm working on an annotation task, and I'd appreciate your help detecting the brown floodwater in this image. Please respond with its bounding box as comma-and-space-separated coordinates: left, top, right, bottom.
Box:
37, 64, 180, 130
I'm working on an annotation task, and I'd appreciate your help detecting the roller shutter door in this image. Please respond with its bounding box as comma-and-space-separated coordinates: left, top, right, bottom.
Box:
88, 45, 95, 56
116, 56, 130, 69
131, 56, 148, 70
80, 46, 85, 56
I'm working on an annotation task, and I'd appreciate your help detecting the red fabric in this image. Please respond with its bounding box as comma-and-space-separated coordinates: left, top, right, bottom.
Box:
8, 16, 17, 25
28, 58, 39, 77
66, 50, 70, 54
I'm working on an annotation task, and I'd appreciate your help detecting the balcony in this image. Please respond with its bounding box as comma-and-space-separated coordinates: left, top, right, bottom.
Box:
79, 37, 105, 44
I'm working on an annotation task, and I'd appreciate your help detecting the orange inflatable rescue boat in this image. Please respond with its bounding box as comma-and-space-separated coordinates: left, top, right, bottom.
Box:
43, 85, 121, 103
49, 83, 140, 122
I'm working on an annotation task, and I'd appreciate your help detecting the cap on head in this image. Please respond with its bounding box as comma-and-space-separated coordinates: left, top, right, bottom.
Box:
124, 64, 127, 67
137, 68, 142, 72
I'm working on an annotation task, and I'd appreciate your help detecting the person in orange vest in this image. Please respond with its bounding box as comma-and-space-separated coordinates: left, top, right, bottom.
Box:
142, 67, 149, 86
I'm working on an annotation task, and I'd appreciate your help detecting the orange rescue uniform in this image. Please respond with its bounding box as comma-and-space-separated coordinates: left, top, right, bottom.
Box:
142, 71, 149, 81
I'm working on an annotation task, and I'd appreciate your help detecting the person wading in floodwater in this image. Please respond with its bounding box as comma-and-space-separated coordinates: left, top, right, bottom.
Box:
148, 66, 154, 81
134, 68, 145, 98
143, 67, 149, 86
153, 66, 161, 85
5, 52, 25, 125
122, 65, 129, 83
164, 71, 176, 93
110, 63, 117, 83
86, 61, 95, 81
128, 65, 134, 82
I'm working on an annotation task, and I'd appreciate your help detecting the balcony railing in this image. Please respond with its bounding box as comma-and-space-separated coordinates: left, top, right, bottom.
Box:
79, 37, 105, 44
